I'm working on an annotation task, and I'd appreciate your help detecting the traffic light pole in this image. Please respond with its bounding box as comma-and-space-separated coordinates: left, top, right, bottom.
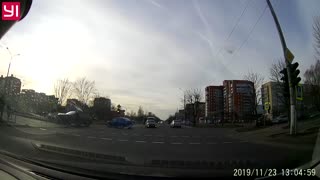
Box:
266, 0, 297, 135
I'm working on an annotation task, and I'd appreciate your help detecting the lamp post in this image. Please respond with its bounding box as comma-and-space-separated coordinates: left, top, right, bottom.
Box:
6, 47, 20, 77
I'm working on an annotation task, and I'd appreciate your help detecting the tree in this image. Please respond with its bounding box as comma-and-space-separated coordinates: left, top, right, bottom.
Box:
54, 78, 73, 105
185, 88, 203, 126
313, 16, 320, 57
72, 77, 97, 105
243, 71, 265, 120
304, 60, 320, 110
270, 59, 286, 82
137, 106, 144, 117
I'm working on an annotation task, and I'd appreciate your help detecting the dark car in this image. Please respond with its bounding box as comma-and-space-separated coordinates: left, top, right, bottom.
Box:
57, 111, 92, 127
107, 117, 134, 129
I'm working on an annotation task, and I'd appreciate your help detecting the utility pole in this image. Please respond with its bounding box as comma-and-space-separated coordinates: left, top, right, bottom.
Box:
266, 0, 297, 135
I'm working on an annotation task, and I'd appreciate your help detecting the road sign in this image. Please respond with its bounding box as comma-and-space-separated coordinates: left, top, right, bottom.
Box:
296, 84, 303, 101
285, 48, 294, 63
264, 102, 270, 110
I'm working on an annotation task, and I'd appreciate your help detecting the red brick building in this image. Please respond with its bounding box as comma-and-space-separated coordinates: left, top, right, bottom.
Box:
205, 86, 224, 121
223, 80, 255, 122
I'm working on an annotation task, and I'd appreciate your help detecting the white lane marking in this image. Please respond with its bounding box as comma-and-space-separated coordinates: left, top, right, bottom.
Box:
189, 142, 201, 144
88, 136, 96, 139
171, 142, 183, 145
136, 141, 146, 143
223, 142, 232, 144
144, 134, 152, 137
118, 139, 128, 142
101, 138, 112, 140
152, 142, 164, 144
40, 128, 46, 131
72, 134, 80, 137
207, 142, 217, 144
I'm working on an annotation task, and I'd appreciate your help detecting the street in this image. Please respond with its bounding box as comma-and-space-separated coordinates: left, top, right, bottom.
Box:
0, 115, 315, 174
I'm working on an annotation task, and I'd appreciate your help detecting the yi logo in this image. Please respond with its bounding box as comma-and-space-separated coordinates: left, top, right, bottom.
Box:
2, 2, 20, 20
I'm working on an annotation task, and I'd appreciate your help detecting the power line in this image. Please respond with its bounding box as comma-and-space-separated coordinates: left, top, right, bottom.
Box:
232, 4, 268, 57
215, 0, 252, 57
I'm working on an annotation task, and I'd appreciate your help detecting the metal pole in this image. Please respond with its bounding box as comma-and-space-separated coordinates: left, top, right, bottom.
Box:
266, 0, 297, 135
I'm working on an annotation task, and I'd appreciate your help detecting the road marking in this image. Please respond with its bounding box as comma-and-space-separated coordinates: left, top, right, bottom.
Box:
223, 142, 232, 144
72, 134, 80, 137
152, 142, 164, 144
135, 141, 146, 143
207, 142, 217, 144
40, 128, 46, 131
189, 142, 201, 144
88, 136, 96, 139
118, 139, 128, 142
171, 142, 183, 145
101, 138, 112, 140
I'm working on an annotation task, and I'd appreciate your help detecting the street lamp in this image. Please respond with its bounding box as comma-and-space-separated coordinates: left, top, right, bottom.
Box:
5, 47, 20, 77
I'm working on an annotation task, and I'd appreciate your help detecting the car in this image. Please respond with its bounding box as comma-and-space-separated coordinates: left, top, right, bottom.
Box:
170, 120, 182, 128
272, 115, 288, 124
57, 110, 92, 127
107, 117, 134, 129
145, 117, 156, 128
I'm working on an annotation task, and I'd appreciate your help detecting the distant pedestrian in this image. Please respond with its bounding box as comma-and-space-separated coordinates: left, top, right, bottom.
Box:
7, 105, 12, 120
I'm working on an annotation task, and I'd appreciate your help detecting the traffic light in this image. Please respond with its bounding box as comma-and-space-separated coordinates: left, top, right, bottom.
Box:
289, 62, 301, 87
280, 68, 289, 98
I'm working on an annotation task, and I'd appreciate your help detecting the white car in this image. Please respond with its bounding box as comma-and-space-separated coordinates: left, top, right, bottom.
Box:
145, 117, 156, 128
170, 120, 182, 128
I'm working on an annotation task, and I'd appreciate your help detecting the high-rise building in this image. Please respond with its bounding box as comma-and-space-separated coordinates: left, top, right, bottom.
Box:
205, 86, 224, 121
223, 80, 255, 122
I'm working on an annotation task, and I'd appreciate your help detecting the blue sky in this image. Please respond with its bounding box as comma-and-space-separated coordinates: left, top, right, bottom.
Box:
0, 0, 319, 119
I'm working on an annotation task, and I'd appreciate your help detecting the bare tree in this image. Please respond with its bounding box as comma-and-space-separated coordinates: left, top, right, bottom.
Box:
304, 60, 320, 110
185, 88, 203, 126
73, 77, 97, 105
270, 59, 286, 82
54, 78, 73, 105
243, 71, 265, 122
313, 16, 320, 57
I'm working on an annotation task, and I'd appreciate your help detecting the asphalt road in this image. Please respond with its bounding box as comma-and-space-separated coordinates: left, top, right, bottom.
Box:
0, 117, 316, 175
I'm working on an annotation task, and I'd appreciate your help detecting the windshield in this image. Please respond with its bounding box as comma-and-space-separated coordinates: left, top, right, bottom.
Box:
1, 0, 320, 178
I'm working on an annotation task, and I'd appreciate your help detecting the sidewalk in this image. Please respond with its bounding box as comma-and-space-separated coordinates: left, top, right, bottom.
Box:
228, 117, 320, 150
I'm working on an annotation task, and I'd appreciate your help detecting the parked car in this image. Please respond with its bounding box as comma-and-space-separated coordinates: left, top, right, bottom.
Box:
170, 120, 182, 128
106, 117, 134, 129
272, 115, 288, 124
145, 117, 156, 128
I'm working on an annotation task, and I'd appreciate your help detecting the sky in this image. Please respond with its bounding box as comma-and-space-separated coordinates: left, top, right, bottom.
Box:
0, 0, 319, 119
